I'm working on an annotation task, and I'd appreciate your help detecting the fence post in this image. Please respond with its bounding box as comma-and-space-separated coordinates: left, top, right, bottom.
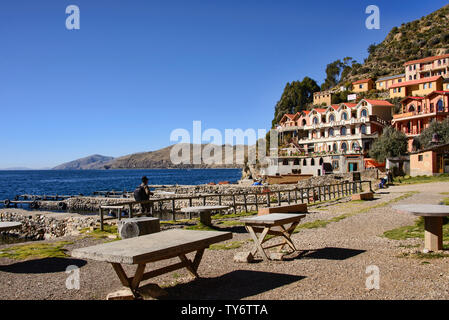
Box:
99, 208, 104, 231
266, 192, 271, 208
243, 194, 248, 213
287, 191, 291, 204
255, 193, 258, 212
294, 188, 298, 203
233, 195, 237, 213
172, 199, 176, 221
318, 187, 322, 202
278, 191, 282, 206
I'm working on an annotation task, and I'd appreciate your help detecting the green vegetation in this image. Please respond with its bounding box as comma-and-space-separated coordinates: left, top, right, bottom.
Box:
294, 192, 417, 233
394, 174, 449, 185
80, 225, 119, 240
416, 118, 449, 150
272, 77, 320, 127
184, 222, 217, 231
211, 211, 257, 219
369, 127, 408, 163
0, 241, 73, 260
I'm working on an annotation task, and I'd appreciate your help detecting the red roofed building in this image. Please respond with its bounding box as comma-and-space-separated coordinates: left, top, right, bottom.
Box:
404, 54, 449, 81
392, 91, 449, 151
271, 99, 394, 177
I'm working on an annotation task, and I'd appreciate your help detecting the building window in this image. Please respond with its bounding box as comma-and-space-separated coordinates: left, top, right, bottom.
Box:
303, 159, 307, 166
429, 83, 433, 88
329, 128, 334, 137
333, 160, 339, 170
409, 105, 415, 112
342, 112, 348, 120
438, 99, 444, 112
430, 103, 434, 113
360, 124, 367, 134
283, 160, 289, 165
311, 158, 315, 166
341, 127, 347, 136
359, 84, 363, 89
393, 88, 397, 93
361, 109, 368, 117
341, 142, 348, 152
418, 155, 423, 162
352, 142, 359, 151
329, 114, 335, 122
313, 117, 319, 125
333, 143, 338, 152
294, 159, 300, 166
424, 83, 427, 89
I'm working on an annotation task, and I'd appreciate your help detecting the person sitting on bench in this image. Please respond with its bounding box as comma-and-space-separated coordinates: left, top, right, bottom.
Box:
134, 176, 154, 215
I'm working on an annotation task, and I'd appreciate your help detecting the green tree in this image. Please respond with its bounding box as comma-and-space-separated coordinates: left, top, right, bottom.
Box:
369, 127, 408, 162
321, 57, 357, 90
417, 118, 449, 149
271, 77, 320, 127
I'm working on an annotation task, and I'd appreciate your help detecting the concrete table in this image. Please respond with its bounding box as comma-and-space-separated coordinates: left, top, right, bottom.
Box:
240, 213, 306, 261
71, 229, 232, 297
0, 222, 22, 232
180, 205, 230, 226
394, 204, 449, 252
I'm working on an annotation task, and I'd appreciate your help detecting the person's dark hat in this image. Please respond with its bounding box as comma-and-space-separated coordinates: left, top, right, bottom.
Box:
142, 176, 149, 182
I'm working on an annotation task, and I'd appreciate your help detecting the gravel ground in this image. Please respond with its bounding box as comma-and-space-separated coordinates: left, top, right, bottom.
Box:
1, 182, 449, 300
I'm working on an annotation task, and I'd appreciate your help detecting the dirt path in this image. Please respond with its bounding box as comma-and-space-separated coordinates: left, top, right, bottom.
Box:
1, 182, 449, 300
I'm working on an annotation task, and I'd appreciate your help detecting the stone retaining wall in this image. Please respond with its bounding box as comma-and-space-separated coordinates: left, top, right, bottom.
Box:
0, 210, 97, 241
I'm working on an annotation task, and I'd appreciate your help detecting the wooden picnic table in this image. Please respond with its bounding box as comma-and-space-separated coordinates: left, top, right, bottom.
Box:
71, 229, 232, 297
394, 204, 449, 252
240, 213, 306, 261
180, 205, 230, 226
0, 222, 22, 232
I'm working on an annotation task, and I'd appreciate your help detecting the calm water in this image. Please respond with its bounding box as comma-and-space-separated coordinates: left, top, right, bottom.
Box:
0, 169, 242, 202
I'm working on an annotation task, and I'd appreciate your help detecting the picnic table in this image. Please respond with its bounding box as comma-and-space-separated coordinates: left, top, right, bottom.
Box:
0, 222, 22, 232
71, 229, 232, 297
180, 205, 230, 226
240, 213, 306, 261
394, 204, 449, 252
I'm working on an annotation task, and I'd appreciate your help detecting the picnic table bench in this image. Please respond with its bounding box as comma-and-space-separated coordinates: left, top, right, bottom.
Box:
240, 213, 306, 261
394, 204, 449, 252
71, 229, 232, 297
180, 205, 230, 226
0, 222, 22, 232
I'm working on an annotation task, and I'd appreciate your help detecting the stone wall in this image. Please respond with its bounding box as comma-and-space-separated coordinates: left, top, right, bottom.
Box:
0, 210, 97, 241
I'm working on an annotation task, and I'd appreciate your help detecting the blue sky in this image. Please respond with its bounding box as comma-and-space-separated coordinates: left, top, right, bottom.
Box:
0, 0, 447, 168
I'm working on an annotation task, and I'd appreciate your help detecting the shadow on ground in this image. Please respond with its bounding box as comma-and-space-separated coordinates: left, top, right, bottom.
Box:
290, 247, 366, 261
0, 257, 87, 274
160, 270, 305, 299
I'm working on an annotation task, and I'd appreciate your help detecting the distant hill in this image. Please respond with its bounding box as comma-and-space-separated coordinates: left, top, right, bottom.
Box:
53, 144, 255, 170
343, 4, 449, 84
96, 144, 254, 169
53, 154, 115, 170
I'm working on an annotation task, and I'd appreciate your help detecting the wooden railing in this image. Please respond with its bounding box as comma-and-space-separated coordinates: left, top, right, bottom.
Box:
99, 180, 373, 230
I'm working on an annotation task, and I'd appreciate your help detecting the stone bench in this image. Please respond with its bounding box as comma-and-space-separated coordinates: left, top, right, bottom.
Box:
258, 203, 308, 216
118, 217, 160, 239
351, 192, 374, 201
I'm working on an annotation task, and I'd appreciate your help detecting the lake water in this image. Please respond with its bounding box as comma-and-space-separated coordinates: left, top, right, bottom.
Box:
0, 169, 242, 203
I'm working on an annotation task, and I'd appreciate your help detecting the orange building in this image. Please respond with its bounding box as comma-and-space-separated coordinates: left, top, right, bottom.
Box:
410, 143, 449, 177
352, 79, 374, 93
392, 91, 449, 151
389, 76, 444, 98
375, 74, 406, 91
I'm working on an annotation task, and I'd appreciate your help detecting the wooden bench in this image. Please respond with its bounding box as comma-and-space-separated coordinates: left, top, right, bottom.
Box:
351, 192, 374, 201
258, 203, 307, 216
71, 229, 232, 298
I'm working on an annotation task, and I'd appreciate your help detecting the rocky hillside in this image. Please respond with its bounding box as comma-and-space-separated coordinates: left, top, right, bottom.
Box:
344, 4, 449, 83
53, 155, 114, 170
